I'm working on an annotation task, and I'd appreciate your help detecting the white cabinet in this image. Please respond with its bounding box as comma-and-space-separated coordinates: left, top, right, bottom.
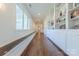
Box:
66, 30, 79, 56
44, 29, 79, 56
44, 29, 66, 53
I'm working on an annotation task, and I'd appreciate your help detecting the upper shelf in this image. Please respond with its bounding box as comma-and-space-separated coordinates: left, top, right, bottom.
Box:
69, 6, 79, 13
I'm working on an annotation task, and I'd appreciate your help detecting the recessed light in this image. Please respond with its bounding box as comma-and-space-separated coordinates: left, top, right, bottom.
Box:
0, 4, 6, 11
38, 13, 40, 15
0, 4, 3, 9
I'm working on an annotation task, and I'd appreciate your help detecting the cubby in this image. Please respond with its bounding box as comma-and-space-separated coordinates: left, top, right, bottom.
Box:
54, 3, 66, 29
68, 3, 79, 29
53, 3, 79, 29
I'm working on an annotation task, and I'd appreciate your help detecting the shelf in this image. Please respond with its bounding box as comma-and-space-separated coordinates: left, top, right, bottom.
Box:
59, 24, 66, 29
56, 20, 65, 26
59, 16, 65, 20
71, 16, 79, 21
70, 25, 79, 29
69, 6, 79, 13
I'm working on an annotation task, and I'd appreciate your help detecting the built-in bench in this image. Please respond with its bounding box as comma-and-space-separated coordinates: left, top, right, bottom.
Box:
0, 31, 36, 56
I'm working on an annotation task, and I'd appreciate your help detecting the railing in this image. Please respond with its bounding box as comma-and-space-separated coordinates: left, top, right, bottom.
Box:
0, 31, 35, 56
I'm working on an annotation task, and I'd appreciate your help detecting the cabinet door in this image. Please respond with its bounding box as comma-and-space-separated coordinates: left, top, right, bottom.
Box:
66, 30, 79, 56
55, 30, 66, 51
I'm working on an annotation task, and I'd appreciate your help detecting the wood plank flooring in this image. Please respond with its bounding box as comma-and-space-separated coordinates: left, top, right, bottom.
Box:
21, 32, 66, 56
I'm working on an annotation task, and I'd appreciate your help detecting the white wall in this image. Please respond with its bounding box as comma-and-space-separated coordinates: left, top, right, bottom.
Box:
0, 3, 35, 47
0, 3, 16, 47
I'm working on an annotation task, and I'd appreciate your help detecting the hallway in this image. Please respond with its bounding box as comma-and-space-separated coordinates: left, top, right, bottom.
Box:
21, 32, 66, 56
1, 3, 79, 56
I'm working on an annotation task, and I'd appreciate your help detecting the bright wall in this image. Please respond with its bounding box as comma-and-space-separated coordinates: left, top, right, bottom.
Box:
0, 3, 35, 47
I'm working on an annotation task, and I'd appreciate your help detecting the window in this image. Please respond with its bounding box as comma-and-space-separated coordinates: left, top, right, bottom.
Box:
24, 13, 28, 30
16, 5, 31, 30
28, 18, 31, 30
16, 5, 23, 30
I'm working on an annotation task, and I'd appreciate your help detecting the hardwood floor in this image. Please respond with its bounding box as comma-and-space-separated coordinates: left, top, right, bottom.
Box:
21, 32, 66, 56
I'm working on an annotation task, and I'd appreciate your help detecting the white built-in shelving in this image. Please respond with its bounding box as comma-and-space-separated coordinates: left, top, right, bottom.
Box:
68, 3, 79, 29
52, 3, 79, 29
54, 3, 66, 29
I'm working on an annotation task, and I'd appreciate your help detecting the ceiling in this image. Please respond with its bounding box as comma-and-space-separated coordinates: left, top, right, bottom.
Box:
22, 3, 54, 24
21, 3, 64, 24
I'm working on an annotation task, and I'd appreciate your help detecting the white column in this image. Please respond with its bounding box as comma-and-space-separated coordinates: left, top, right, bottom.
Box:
73, 3, 75, 8
66, 3, 69, 29
53, 3, 56, 29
